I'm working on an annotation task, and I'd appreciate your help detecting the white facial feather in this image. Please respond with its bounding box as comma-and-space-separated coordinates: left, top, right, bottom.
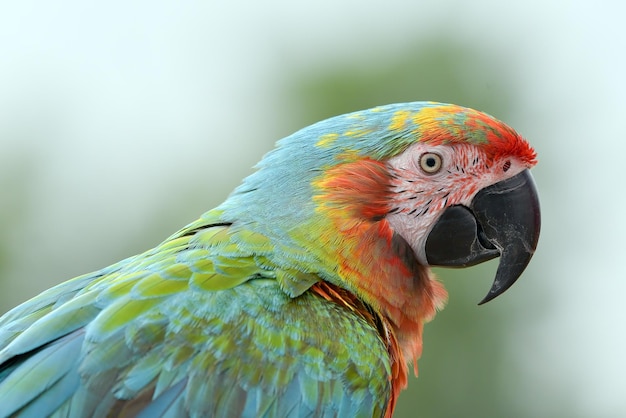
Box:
385, 142, 528, 265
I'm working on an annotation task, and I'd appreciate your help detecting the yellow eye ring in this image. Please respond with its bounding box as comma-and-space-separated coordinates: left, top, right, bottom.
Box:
419, 152, 443, 174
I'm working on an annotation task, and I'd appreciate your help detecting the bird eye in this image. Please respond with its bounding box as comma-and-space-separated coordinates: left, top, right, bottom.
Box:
419, 152, 443, 174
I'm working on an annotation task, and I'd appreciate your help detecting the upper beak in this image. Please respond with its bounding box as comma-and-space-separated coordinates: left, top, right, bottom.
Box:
424, 169, 541, 304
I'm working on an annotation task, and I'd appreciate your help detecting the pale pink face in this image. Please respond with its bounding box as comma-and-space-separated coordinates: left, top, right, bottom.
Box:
385, 142, 534, 265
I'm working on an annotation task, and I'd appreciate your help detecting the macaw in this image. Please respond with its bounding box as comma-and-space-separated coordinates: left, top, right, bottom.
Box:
0, 102, 540, 417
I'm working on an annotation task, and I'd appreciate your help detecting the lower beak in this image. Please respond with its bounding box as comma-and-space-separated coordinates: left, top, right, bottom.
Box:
424, 169, 541, 304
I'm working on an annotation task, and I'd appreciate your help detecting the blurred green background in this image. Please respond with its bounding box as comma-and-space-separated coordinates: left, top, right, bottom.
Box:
0, 1, 623, 417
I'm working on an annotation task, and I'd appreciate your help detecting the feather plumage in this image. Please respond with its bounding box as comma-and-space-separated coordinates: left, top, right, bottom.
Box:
0, 101, 538, 417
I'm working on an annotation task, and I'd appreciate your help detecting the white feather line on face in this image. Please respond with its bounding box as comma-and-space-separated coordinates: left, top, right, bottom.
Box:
384, 142, 528, 266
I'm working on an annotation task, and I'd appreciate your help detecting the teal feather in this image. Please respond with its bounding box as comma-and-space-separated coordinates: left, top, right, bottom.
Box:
0, 330, 83, 415
0, 248, 392, 417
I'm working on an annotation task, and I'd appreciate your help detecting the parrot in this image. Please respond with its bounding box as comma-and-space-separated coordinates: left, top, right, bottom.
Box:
0, 101, 540, 417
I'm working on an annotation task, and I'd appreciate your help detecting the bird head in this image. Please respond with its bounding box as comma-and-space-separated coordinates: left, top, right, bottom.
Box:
221, 101, 539, 349
383, 106, 540, 304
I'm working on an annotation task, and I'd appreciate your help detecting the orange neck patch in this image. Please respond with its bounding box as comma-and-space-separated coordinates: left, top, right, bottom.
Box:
310, 158, 448, 413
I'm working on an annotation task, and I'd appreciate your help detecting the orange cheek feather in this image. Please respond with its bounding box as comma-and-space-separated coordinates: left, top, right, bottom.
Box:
312, 158, 448, 390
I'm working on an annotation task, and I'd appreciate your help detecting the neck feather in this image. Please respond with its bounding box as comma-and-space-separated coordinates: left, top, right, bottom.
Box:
310, 159, 448, 374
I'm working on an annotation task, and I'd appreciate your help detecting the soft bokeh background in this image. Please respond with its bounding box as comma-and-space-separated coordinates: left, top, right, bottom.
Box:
1, 1, 624, 417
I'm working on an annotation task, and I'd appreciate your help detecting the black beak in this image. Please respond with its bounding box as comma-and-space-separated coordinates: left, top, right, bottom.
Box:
425, 169, 540, 304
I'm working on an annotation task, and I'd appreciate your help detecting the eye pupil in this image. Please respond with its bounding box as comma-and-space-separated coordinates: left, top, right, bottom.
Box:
426, 157, 436, 167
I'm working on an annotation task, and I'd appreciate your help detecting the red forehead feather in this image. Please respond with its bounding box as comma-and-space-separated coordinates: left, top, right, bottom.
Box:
467, 112, 537, 165
411, 105, 537, 166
